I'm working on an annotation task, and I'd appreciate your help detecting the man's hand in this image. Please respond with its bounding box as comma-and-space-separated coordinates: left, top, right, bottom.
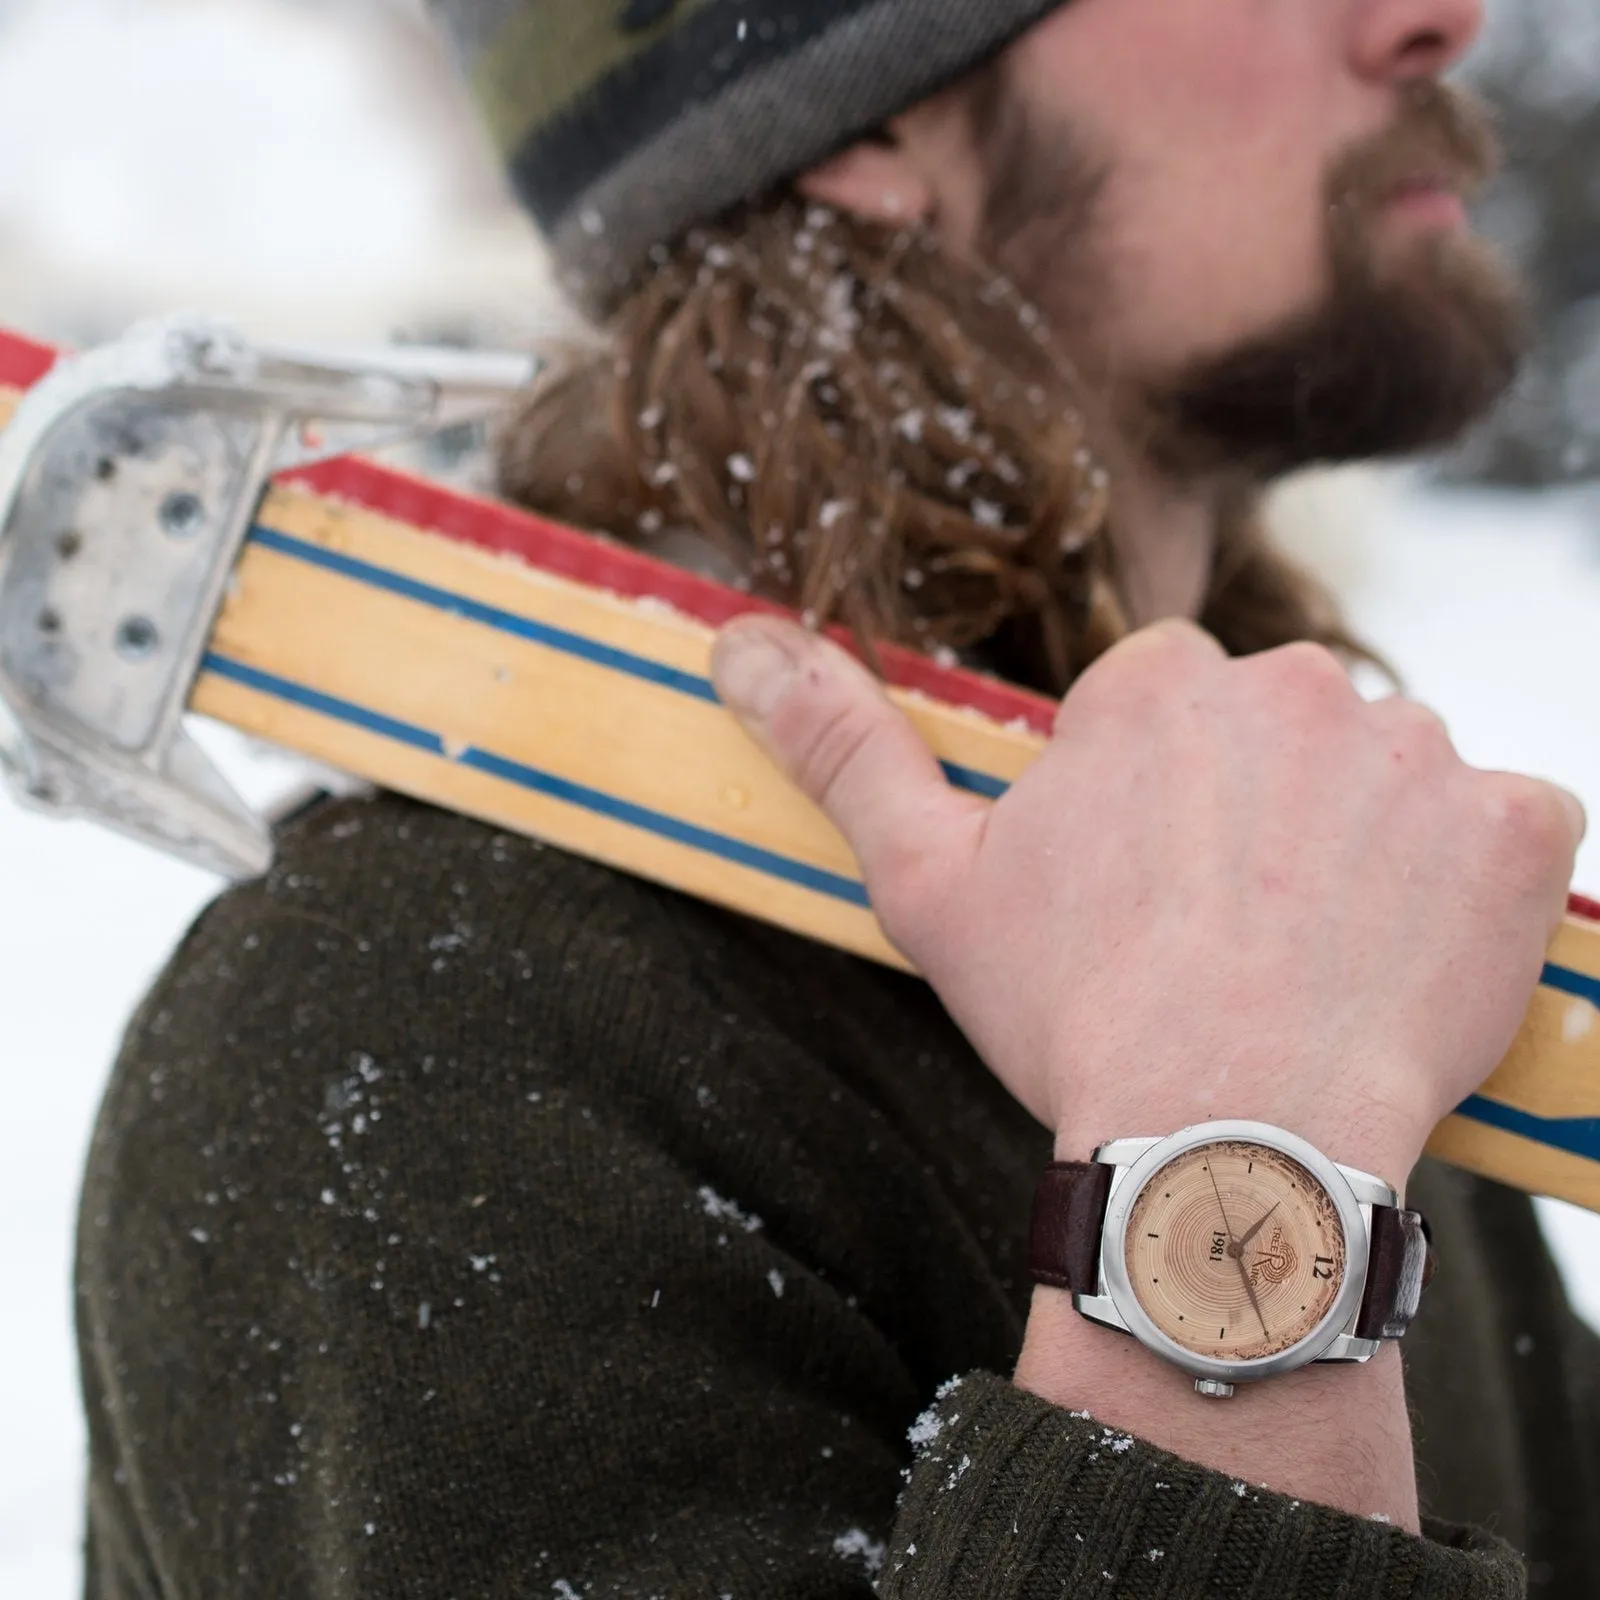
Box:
711, 611, 1584, 1529
710, 614, 1583, 1184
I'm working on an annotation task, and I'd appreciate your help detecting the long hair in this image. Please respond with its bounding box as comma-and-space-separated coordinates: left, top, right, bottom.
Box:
497, 194, 1374, 696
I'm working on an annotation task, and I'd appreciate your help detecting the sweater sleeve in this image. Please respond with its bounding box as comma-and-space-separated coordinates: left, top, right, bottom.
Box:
76, 799, 1531, 1600
880, 1371, 1524, 1598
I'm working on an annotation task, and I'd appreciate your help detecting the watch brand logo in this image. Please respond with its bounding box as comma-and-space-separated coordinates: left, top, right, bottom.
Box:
1250, 1226, 1296, 1287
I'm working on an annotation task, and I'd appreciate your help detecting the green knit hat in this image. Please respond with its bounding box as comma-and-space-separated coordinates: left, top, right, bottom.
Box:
427, 0, 1068, 317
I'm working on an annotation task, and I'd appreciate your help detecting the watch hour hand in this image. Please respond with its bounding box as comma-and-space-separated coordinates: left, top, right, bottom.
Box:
1238, 1200, 1281, 1251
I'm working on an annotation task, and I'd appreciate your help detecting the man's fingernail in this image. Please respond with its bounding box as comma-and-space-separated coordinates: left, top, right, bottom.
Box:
711, 621, 803, 720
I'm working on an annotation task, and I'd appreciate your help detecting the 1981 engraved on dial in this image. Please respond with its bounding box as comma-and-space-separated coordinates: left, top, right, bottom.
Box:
1124, 1140, 1348, 1361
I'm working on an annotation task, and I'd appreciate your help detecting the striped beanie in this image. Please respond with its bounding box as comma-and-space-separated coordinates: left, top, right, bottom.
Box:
427, 0, 1069, 317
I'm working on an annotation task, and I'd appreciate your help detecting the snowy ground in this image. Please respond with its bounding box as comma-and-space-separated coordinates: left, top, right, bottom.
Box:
2, 2, 1599, 1596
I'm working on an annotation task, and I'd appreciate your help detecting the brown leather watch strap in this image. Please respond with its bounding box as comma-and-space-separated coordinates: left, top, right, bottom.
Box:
1354, 1204, 1436, 1341
1028, 1160, 1114, 1293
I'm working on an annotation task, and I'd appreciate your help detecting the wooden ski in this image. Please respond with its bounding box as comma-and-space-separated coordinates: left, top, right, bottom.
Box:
2, 326, 1597, 1211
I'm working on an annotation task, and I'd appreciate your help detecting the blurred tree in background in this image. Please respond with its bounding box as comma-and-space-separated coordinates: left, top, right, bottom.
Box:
1457, 0, 1600, 486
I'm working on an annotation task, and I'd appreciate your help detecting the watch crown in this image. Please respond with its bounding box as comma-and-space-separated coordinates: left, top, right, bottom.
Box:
1194, 1378, 1236, 1399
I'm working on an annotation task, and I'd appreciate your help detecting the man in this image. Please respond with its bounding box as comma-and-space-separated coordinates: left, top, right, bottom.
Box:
75, 1, 1600, 1596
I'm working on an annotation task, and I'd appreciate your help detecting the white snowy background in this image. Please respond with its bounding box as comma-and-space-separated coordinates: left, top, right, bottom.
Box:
0, 2, 1597, 1595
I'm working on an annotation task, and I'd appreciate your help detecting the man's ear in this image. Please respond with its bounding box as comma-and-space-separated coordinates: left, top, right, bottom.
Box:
796, 139, 935, 224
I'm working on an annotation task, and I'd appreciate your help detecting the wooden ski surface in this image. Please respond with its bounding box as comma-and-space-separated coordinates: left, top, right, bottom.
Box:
4, 329, 1599, 1212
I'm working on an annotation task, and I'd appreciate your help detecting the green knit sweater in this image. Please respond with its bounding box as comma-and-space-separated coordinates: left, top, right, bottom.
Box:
76, 793, 1600, 1597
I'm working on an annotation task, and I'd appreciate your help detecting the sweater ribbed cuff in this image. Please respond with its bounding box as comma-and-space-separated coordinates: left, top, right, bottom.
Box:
880, 1371, 1526, 1599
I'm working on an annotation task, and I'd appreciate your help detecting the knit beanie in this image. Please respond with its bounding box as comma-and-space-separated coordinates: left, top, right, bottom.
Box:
426, 0, 1068, 318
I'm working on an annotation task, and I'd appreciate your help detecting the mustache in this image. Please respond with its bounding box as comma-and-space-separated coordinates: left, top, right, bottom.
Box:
1330, 79, 1502, 214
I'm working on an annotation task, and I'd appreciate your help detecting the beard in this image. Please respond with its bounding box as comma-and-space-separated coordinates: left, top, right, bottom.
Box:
975, 78, 1530, 482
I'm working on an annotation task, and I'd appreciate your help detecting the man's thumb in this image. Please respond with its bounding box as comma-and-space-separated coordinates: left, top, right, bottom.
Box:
710, 616, 977, 916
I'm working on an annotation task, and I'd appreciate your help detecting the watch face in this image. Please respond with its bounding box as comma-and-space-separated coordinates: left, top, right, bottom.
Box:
1122, 1139, 1349, 1363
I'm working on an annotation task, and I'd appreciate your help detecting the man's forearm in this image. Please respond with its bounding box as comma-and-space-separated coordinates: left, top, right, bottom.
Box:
1013, 1292, 1420, 1531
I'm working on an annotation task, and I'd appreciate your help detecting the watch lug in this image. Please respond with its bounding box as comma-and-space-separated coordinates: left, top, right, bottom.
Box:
1333, 1162, 1399, 1209
1092, 1136, 1164, 1168
1072, 1292, 1129, 1334
1319, 1331, 1381, 1364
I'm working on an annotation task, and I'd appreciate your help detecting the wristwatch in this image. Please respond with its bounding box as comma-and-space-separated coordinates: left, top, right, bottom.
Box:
1028, 1119, 1434, 1398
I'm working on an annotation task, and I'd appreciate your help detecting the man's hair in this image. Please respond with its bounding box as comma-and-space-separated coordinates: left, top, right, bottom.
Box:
498, 196, 1371, 696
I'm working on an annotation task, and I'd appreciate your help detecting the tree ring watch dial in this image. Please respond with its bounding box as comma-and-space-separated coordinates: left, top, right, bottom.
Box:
1123, 1139, 1349, 1363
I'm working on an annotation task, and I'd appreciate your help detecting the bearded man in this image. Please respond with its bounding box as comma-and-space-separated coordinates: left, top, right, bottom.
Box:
74, 1, 1600, 1596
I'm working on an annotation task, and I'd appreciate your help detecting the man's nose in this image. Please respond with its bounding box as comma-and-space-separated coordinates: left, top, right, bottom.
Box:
1348, 0, 1486, 82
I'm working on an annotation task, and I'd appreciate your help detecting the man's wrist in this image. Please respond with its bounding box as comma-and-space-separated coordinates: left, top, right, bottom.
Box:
1013, 1287, 1422, 1530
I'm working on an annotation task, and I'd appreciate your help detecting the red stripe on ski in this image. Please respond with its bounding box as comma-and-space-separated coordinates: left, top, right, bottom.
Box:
0, 329, 60, 390
285, 455, 1057, 735
1572, 893, 1600, 924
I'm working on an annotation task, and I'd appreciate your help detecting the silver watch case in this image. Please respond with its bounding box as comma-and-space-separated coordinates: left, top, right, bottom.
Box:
1073, 1119, 1399, 1386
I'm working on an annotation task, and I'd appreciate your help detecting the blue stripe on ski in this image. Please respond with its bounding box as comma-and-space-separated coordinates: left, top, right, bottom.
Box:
247, 523, 1012, 803
201, 652, 871, 909
1451, 1095, 1600, 1166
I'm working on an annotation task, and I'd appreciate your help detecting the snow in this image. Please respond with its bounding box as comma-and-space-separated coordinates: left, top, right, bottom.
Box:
0, 4, 432, 292
907, 1406, 945, 1451
0, 804, 218, 1598
697, 1185, 764, 1234
831, 1527, 887, 1577
0, 0, 555, 348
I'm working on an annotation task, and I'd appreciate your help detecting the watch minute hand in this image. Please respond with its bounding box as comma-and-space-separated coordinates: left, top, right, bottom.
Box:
1236, 1257, 1271, 1341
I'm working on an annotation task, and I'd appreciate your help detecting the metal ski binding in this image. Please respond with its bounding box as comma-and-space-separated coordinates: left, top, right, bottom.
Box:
0, 314, 537, 876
